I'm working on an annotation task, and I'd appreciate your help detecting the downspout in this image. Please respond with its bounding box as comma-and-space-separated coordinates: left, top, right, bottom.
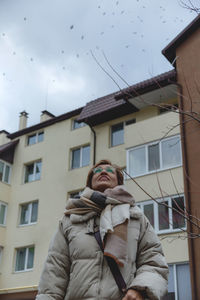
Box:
86, 119, 96, 165
176, 82, 197, 299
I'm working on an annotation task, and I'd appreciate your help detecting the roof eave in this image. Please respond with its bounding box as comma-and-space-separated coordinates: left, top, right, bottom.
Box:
0, 139, 19, 164
8, 107, 83, 139
78, 102, 139, 126
115, 70, 176, 101
162, 14, 200, 64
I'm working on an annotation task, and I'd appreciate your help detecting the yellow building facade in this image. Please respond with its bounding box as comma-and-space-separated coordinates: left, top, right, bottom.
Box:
0, 71, 191, 300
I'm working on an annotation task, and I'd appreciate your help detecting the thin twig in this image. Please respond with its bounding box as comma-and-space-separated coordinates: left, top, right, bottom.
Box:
179, 0, 200, 13
102, 50, 131, 88
124, 170, 200, 233
90, 50, 122, 91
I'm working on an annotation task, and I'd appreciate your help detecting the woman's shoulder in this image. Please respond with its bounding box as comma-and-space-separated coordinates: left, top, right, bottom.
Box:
129, 205, 151, 230
130, 205, 143, 220
60, 214, 90, 235
59, 214, 72, 232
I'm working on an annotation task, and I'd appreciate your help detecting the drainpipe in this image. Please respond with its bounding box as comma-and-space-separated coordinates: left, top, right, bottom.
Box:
176, 82, 197, 300
86, 119, 96, 165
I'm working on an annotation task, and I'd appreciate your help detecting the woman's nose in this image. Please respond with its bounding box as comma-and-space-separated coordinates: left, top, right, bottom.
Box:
100, 169, 107, 174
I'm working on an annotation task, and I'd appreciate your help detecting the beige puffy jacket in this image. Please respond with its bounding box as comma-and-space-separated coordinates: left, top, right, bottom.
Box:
36, 206, 168, 300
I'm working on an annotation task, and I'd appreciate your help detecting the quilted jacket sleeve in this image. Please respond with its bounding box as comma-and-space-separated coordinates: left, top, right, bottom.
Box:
129, 215, 168, 300
36, 220, 70, 300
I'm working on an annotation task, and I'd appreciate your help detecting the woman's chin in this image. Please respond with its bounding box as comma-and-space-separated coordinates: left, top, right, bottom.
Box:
93, 181, 113, 192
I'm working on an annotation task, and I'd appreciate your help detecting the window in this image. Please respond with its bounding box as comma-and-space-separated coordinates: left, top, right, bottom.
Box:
165, 263, 192, 300
15, 246, 35, 272
19, 201, 38, 225
0, 202, 7, 226
138, 195, 186, 234
71, 145, 90, 169
27, 132, 44, 145
111, 122, 124, 146
0, 160, 11, 184
72, 120, 86, 130
122, 167, 129, 181
125, 118, 136, 126
24, 160, 42, 183
127, 135, 182, 177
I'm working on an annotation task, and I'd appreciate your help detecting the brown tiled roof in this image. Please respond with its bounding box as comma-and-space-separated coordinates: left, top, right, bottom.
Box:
77, 92, 138, 126
0, 139, 19, 163
77, 69, 176, 126
162, 14, 200, 64
115, 69, 176, 100
6, 70, 177, 135
8, 107, 83, 139
0, 130, 10, 135
77, 92, 124, 119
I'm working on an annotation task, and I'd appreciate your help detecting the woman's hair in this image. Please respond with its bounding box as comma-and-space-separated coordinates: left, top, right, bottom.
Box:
86, 159, 124, 188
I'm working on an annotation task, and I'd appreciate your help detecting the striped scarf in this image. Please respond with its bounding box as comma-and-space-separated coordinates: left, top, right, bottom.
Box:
65, 185, 135, 267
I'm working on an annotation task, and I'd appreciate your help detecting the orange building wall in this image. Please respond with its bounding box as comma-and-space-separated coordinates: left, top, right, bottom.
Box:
176, 27, 200, 300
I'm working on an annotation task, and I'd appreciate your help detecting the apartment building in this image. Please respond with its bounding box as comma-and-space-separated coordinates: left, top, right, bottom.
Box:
0, 68, 192, 300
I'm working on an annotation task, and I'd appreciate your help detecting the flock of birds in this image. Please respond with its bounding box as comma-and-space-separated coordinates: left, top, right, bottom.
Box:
0, 1, 195, 80
0, 0, 197, 132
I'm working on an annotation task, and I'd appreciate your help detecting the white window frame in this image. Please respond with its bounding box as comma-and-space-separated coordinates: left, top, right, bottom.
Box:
27, 131, 44, 146
168, 262, 191, 300
0, 201, 8, 226
0, 160, 11, 184
19, 201, 38, 226
138, 194, 186, 234
0, 246, 3, 270
110, 122, 124, 147
15, 246, 35, 273
110, 118, 136, 148
24, 160, 42, 183
122, 167, 129, 181
71, 145, 90, 169
127, 135, 182, 178
72, 119, 86, 130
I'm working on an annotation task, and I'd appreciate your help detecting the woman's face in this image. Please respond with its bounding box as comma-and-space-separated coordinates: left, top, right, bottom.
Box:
91, 164, 118, 192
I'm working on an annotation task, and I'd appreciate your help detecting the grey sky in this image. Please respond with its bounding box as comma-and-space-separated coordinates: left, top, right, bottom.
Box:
0, 0, 196, 133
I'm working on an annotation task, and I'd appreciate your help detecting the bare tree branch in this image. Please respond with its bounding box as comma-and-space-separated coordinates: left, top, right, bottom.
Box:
102, 50, 131, 87
179, 0, 200, 14
90, 50, 123, 91
123, 170, 200, 236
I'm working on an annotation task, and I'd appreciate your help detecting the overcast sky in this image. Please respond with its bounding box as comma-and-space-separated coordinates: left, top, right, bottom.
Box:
0, 0, 197, 133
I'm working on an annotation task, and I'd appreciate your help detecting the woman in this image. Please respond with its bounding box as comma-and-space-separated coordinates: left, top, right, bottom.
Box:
36, 159, 168, 300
